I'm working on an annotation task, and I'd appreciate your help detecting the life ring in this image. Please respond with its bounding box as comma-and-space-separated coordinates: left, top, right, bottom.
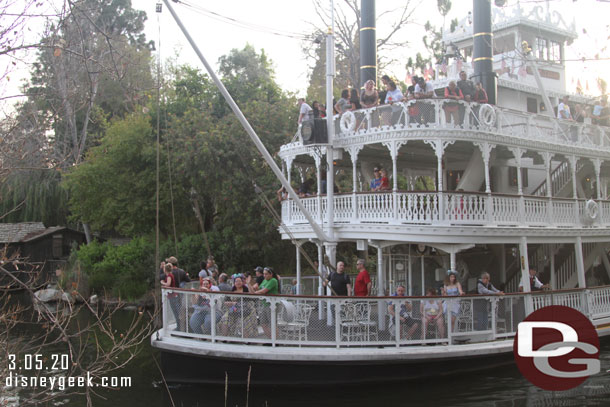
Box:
479, 104, 496, 127
585, 199, 599, 221
340, 111, 356, 133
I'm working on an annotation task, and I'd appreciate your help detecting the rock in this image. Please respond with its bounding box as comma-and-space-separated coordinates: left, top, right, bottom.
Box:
89, 294, 98, 305
34, 288, 63, 303
61, 292, 75, 304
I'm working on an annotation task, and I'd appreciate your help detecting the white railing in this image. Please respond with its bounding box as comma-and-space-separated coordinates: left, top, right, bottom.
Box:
283, 191, 605, 229
282, 100, 610, 158
161, 285, 610, 348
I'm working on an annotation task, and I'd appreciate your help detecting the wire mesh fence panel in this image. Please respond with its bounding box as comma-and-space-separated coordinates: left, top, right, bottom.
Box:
161, 288, 610, 349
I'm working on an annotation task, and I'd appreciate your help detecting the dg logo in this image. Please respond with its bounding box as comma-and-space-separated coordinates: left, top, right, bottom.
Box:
514, 305, 600, 391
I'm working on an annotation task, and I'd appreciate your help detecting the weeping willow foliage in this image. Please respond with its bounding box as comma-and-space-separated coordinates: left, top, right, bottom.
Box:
0, 169, 69, 226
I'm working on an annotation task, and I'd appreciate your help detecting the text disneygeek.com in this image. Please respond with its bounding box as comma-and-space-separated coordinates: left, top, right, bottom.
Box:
5, 371, 132, 391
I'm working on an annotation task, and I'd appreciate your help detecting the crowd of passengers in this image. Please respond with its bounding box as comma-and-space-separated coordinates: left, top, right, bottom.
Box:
297, 71, 610, 128
297, 71, 489, 127
160, 253, 549, 341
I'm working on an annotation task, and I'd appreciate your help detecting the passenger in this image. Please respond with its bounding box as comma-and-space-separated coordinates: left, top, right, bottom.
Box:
198, 260, 212, 282
205, 256, 218, 278
406, 76, 422, 125
159, 258, 169, 282
298, 178, 314, 198
378, 74, 391, 105
276, 186, 288, 202
268, 267, 282, 294
219, 275, 257, 337
414, 77, 435, 124
168, 256, 191, 288
334, 89, 353, 114
350, 88, 362, 110
253, 266, 264, 290
518, 268, 549, 292
360, 80, 379, 109
457, 71, 475, 102
354, 259, 372, 297
421, 287, 445, 339
325, 261, 352, 296
473, 82, 488, 104
189, 277, 220, 335
297, 98, 313, 124
442, 270, 464, 332
218, 273, 232, 292
161, 263, 182, 331
312, 101, 326, 118
379, 168, 391, 191
244, 271, 257, 292
557, 95, 573, 120
384, 79, 404, 126
254, 267, 279, 337
592, 98, 609, 126
290, 279, 298, 295
443, 81, 464, 125
370, 167, 382, 191
388, 285, 420, 340
475, 272, 503, 331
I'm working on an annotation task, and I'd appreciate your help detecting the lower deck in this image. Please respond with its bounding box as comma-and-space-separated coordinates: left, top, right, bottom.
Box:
152, 285, 610, 384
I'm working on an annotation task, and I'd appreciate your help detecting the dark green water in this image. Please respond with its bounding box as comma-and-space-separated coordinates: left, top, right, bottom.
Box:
7, 305, 610, 407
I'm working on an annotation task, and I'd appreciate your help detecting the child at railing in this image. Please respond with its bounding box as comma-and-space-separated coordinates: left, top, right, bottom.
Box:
421, 288, 445, 339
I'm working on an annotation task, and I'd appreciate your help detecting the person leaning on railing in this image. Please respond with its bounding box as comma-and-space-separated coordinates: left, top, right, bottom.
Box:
388, 285, 421, 340
474, 272, 503, 331
384, 80, 404, 126
443, 81, 464, 126
414, 77, 435, 124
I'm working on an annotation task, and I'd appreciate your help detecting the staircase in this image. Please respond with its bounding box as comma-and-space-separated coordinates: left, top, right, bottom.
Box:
532, 160, 586, 198
504, 242, 605, 291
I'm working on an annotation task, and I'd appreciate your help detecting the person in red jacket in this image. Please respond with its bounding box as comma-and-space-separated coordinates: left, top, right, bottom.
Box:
354, 259, 372, 297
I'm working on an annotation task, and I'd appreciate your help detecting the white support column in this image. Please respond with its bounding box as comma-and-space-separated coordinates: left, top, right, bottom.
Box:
312, 153, 322, 223
568, 155, 579, 222
424, 139, 454, 223
347, 146, 363, 222
383, 141, 407, 223
550, 244, 556, 290
285, 156, 294, 221
376, 245, 386, 330
569, 155, 578, 199
575, 236, 586, 288
318, 243, 324, 320
408, 245, 413, 296
519, 236, 533, 315
592, 158, 602, 200
541, 152, 554, 225
499, 244, 507, 285
475, 142, 496, 224
296, 243, 302, 295
510, 147, 526, 224
450, 252, 456, 272
325, 242, 337, 326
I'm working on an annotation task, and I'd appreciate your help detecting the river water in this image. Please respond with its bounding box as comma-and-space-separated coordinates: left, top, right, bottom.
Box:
6, 305, 610, 406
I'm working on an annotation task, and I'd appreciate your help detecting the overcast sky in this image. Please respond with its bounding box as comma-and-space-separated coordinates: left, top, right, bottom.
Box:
2, 0, 609, 115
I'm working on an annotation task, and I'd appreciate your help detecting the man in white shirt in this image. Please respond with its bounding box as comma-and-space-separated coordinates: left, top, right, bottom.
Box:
414, 78, 435, 124
297, 98, 313, 124
557, 95, 573, 120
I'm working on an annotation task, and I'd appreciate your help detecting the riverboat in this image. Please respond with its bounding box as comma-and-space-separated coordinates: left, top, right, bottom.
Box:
152, 0, 610, 385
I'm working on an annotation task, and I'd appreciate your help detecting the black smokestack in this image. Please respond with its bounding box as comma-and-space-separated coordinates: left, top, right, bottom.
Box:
360, 0, 376, 87
473, 0, 497, 104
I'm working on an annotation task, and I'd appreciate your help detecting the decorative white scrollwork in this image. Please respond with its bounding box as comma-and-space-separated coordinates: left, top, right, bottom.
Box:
585, 199, 599, 221
479, 104, 496, 127
340, 111, 356, 133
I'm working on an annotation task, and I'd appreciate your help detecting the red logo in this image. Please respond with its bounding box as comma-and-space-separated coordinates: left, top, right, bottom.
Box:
513, 305, 600, 391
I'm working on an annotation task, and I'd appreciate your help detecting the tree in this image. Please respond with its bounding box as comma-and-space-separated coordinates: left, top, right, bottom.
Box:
304, 0, 421, 100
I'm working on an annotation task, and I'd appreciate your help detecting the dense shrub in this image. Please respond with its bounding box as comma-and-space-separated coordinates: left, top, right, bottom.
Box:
74, 238, 154, 300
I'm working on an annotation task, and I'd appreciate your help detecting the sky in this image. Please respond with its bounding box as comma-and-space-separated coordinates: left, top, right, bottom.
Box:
1, 0, 609, 114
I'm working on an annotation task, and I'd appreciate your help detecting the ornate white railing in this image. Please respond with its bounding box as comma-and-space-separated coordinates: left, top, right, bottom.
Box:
282, 192, 605, 229
160, 286, 610, 349
281, 99, 610, 161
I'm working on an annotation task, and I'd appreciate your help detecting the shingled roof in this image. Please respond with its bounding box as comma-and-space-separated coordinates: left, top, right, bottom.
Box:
0, 222, 46, 243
